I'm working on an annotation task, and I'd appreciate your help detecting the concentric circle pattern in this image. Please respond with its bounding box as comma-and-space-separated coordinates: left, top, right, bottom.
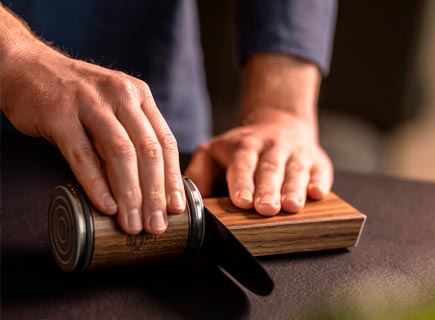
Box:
48, 186, 85, 272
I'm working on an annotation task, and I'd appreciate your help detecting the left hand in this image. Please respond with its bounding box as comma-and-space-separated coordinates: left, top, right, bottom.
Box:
185, 108, 333, 216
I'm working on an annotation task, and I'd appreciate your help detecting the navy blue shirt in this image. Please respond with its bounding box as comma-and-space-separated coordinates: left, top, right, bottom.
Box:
3, 0, 337, 152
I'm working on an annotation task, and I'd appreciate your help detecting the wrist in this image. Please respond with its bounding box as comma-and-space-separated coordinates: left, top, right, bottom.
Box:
242, 108, 319, 144
240, 53, 321, 125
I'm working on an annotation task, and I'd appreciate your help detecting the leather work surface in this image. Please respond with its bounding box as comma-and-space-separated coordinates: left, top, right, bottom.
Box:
2, 133, 435, 319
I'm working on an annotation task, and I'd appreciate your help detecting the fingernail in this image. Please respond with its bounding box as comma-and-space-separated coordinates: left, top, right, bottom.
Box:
169, 191, 185, 210
150, 210, 167, 232
128, 209, 142, 231
257, 193, 277, 205
237, 189, 253, 202
283, 192, 303, 205
103, 193, 118, 212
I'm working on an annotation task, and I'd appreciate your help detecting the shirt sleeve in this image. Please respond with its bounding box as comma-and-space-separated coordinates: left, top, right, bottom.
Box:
235, 0, 338, 75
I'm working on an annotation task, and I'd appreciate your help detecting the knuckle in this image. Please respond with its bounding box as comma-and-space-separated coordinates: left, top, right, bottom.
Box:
117, 76, 134, 91
137, 138, 162, 160
104, 73, 138, 98
166, 171, 182, 185
113, 70, 128, 78
288, 159, 306, 173
259, 160, 280, 172
256, 184, 275, 193
83, 175, 103, 191
310, 163, 329, 181
70, 143, 96, 165
137, 81, 153, 103
109, 139, 136, 160
121, 187, 142, 204
310, 174, 322, 183
146, 190, 165, 206
230, 178, 252, 190
137, 80, 151, 94
160, 133, 178, 152
229, 161, 254, 174
237, 136, 258, 151
116, 77, 137, 98
281, 184, 295, 194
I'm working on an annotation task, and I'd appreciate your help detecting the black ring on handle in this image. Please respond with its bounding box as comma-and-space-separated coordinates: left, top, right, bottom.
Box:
67, 183, 94, 272
182, 177, 205, 259
48, 184, 94, 272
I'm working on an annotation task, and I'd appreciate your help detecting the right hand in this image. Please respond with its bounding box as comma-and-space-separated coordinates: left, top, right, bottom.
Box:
1, 41, 186, 235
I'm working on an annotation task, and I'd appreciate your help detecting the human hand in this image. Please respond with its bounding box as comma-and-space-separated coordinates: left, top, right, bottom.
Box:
185, 53, 333, 215
185, 109, 333, 215
0, 15, 185, 235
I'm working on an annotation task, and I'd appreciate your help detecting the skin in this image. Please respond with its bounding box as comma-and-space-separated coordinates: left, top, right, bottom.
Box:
185, 55, 333, 215
0, 4, 333, 234
0, 4, 185, 235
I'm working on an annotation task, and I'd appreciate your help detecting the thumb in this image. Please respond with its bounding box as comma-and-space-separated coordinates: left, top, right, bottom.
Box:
184, 145, 219, 198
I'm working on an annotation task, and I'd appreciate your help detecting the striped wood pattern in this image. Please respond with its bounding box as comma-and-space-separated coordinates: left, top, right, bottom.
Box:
204, 192, 366, 256
89, 208, 189, 269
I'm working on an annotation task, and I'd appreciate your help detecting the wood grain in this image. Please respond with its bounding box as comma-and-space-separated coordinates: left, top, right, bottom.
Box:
88, 191, 365, 268
204, 192, 366, 256
89, 208, 189, 269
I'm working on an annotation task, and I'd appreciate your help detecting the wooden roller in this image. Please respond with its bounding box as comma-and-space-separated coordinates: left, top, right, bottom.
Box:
48, 179, 204, 271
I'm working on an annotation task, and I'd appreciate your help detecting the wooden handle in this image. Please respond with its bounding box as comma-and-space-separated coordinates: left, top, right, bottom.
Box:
204, 192, 366, 256
89, 208, 189, 269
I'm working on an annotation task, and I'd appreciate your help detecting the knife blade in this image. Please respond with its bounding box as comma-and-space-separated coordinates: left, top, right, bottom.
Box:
199, 206, 274, 296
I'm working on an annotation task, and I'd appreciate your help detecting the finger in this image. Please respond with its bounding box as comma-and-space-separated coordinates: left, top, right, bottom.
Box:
184, 144, 218, 197
160, 131, 186, 215
82, 110, 143, 235
113, 90, 168, 235
307, 155, 334, 200
138, 89, 185, 215
55, 122, 117, 215
281, 154, 311, 213
254, 145, 287, 216
226, 137, 263, 209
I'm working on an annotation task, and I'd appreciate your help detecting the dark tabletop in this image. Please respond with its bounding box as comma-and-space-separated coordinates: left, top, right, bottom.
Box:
2, 133, 435, 320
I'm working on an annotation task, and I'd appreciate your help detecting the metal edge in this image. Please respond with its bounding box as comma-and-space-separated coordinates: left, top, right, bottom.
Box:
182, 177, 205, 259
66, 183, 94, 272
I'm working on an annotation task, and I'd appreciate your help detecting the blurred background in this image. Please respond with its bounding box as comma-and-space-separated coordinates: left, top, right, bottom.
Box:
198, 0, 435, 182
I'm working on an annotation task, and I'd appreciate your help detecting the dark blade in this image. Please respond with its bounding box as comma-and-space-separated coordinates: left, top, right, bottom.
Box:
200, 207, 274, 296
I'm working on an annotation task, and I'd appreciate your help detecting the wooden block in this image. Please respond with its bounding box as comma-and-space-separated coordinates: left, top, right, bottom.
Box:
203, 192, 366, 256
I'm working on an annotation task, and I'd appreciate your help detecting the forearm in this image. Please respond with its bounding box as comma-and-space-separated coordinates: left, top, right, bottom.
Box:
240, 53, 321, 139
0, 4, 34, 51
0, 4, 56, 107
1, 4, 31, 106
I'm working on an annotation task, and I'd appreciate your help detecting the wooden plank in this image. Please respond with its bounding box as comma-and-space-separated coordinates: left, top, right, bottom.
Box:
204, 192, 366, 256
